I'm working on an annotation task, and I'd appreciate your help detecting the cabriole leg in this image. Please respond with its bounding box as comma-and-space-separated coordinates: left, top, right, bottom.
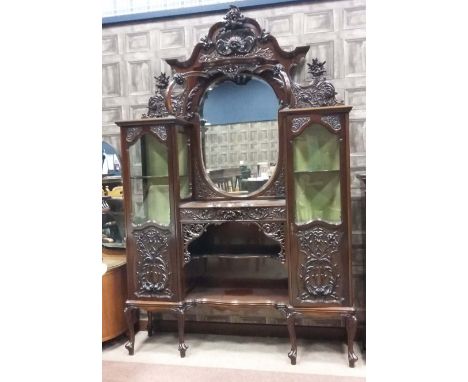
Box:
275, 304, 299, 365
176, 311, 188, 358
147, 311, 154, 337
345, 314, 358, 367
286, 314, 298, 365
124, 305, 137, 355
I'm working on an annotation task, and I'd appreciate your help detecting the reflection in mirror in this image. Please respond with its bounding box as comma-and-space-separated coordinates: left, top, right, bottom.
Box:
200, 76, 280, 195
102, 141, 125, 248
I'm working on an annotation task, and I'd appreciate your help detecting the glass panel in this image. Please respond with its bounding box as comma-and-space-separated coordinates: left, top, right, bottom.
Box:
177, 131, 191, 199
129, 133, 170, 226
200, 76, 280, 195
293, 123, 341, 224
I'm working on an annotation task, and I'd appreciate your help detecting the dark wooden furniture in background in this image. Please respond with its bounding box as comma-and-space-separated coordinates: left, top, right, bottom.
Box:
102, 247, 127, 342
116, 6, 358, 366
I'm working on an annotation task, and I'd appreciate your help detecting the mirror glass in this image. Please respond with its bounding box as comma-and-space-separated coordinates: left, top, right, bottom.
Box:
200, 76, 280, 195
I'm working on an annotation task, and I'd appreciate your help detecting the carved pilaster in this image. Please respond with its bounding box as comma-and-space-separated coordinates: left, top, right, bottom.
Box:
297, 226, 343, 303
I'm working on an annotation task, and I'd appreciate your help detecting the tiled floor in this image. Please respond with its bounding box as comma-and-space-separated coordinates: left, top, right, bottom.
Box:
103, 331, 366, 378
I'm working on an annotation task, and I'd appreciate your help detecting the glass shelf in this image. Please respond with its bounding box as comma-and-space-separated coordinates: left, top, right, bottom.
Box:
293, 123, 341, 224
129, 133, 171, 226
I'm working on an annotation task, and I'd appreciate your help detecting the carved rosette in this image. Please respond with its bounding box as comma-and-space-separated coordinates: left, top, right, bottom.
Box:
180, 207, 286, 221
291, 117, 311, 133
182, 223, 210, 265
297, 226, 343, 303
133, 225, 173, 298
150, 125, 168, 142
321, 115, 341, 131
126, 127, 142, 143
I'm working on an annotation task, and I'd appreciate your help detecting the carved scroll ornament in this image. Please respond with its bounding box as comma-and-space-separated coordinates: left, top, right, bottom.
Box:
133, 225, 173, 298
297, 226, 343, 302
292, 59, 341, 108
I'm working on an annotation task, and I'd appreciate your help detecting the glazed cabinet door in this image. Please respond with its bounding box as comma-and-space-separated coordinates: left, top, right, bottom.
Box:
283, 107, 353, 307
120, 123, 180, 301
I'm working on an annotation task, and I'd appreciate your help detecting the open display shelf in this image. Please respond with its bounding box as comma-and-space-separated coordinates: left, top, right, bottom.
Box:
116, 6, 357, 367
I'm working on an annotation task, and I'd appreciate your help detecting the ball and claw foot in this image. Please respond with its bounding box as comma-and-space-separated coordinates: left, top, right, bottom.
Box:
178, 343, 188, 358
288, 349, 297, 365
125, 342, 134, 356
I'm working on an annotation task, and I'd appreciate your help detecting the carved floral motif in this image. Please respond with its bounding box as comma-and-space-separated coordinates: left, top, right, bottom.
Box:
150, 125, 168, 141
133, 225, 173, 298
182, 223, 210, 264
259, 222, 286, 264
142, 73, 171, 118
292, 59, 341, 108
297, 226, 343, 302
291, 117, 311, 133
321, 115, 341, 131
180, 207, 286, 221
263, 167, 286, 197
126, 127, 142, 143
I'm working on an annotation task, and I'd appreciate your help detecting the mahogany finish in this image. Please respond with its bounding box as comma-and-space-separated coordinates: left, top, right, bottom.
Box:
116, 6, 357, 366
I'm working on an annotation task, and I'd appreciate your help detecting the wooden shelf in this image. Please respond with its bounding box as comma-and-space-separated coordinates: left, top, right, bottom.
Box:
185, 286, 288, 306
180, 199, 285, 209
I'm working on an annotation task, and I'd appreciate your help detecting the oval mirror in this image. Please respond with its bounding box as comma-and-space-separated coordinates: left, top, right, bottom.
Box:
200, 76, 280, 195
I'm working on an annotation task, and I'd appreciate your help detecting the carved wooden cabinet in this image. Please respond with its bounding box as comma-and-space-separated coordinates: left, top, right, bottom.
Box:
116, 6, 357, 366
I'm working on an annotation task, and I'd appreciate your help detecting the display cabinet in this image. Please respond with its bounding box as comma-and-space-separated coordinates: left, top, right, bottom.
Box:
116, 6, 357, 366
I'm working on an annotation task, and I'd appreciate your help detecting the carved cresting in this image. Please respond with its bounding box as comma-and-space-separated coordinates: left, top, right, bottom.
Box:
133, 225, 173, 298
199, 6, 274, 62
292, 59, 341, 108
297, 226, 343, 302
142, 73, 171, 118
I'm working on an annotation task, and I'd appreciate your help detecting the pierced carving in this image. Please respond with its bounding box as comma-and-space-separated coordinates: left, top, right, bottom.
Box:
199, 46, 274, 63
297, 226, 343, 302
182, 223, 210, 264
193, 161, 219, 199
200, 35, 214, 49
291, 117, 311, 133
142, 73, 171, 118
133, 225, 173, 298
126, 127, 142, 143
292, 59, 341, 108
222, 5, 246, 31
180, 207, 286, 221
258, 222, 286, 264
263, 167, 286, 197
149, 125, 168, 141
321, 115, 341, 131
